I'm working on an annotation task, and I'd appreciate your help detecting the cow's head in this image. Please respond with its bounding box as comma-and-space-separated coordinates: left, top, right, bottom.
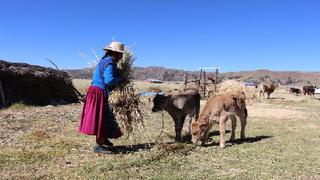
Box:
191, 121, 208, 146
152, 94, 167, 112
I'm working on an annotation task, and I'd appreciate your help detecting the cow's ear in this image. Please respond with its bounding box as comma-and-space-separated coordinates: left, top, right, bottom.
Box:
191, 122, 198, 127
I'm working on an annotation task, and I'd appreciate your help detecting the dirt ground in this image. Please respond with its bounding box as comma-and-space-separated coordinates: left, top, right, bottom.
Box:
1, 82, 320, 179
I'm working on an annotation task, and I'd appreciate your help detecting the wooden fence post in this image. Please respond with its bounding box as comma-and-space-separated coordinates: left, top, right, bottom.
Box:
198, 69, 202, 92
184, 74, 188, 91
215, 68, 218, 93
203, 71, 206, 98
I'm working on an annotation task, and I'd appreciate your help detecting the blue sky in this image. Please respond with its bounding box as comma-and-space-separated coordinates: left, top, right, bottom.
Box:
0, 0, 320, 72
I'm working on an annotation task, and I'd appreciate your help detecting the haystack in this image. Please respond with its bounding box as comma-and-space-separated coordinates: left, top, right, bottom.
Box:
0, 60, 79, 108
218, 80, 257, 100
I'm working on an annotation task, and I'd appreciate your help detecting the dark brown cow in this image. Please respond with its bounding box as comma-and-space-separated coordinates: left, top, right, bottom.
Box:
152, 91, 200, 142
289, 87, 301, 95
303, 86, 316, 97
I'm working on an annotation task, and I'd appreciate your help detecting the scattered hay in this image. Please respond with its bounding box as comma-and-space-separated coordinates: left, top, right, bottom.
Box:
156, 143, 195, 155
28, 130, 50, 141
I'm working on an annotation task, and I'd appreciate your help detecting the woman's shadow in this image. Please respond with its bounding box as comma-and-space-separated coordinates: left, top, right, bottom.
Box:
105, 143, 155, 154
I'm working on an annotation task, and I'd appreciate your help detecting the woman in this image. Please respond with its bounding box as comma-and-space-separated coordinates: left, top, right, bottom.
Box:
78, 41, 124, 153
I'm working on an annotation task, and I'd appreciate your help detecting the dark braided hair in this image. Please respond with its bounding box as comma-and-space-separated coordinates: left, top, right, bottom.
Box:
101, 50, 113, 59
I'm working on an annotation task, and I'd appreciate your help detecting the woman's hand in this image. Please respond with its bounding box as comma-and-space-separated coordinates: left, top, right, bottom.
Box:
119, 77, 130, 85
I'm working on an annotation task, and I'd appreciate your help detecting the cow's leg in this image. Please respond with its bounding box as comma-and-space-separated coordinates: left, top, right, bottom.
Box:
238, 111, 247, 140
173, 118, 181, 142
187, 115, 192, 136
267, 92, 271, 99
174, 116, 186, 142
229, 115, 237, 142
219, 115, 228, 148
184, 115, 193, 142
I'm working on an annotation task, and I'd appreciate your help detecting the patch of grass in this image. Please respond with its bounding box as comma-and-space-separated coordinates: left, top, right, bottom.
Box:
147, 86, 163, 93
8, 102, 30, 110
133, 81, 181, 93
0, 150, 64, 168
50, 139, 82, 151
24, 131, 81, 152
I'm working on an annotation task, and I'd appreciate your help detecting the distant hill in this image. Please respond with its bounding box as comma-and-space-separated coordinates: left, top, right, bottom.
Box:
220, 70, 320, 86
65, 67, 320, 86
66, 68, 93, 79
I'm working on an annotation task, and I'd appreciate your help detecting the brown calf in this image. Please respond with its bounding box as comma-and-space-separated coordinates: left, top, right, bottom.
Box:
191, 91, 247, 148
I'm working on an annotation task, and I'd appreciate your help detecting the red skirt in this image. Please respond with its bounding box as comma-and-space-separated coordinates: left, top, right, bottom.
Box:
78, 86, 122, 139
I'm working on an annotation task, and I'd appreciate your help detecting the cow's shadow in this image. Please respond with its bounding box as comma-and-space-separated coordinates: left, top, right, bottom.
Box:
169, 130, 231, 143
105, 143, 155, 154
208, 130, 231, 138
203, 135, 273, 147
268, 97, 285, 100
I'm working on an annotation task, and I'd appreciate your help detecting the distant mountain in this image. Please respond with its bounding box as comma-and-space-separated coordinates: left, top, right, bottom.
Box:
65, 67, 320, 86
220, 69, 320, 85
65, 68, 92, 79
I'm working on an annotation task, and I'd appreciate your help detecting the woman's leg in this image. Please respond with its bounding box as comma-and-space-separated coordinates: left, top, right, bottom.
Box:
96, 137, 104, 146
93, 136, 111, 154
96, 136, 113, 146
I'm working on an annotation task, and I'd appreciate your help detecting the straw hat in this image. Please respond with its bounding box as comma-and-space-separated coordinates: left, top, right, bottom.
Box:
103, 41, 124, 53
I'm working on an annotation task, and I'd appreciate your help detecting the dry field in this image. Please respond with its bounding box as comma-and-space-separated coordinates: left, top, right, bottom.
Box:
1, 81, 320, 179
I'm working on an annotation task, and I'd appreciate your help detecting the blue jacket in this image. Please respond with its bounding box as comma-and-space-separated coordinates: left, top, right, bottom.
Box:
91, 56, 121, 96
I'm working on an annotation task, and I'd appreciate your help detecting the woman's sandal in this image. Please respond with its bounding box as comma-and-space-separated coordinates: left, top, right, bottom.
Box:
93, 145, 111, 154
104, 139, 114, 147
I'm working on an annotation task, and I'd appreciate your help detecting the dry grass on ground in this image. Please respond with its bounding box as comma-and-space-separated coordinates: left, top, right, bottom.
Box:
1, 82, 320, 179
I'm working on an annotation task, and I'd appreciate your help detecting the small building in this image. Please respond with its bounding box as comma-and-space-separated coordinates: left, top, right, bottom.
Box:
146, 78, 163, 84
242, 82, 258, 88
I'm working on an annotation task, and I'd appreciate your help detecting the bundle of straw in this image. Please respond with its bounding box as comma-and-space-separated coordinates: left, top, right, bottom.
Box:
116, 48, 135, 84
109, 84, 144, 133
109, 48, 144, 134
